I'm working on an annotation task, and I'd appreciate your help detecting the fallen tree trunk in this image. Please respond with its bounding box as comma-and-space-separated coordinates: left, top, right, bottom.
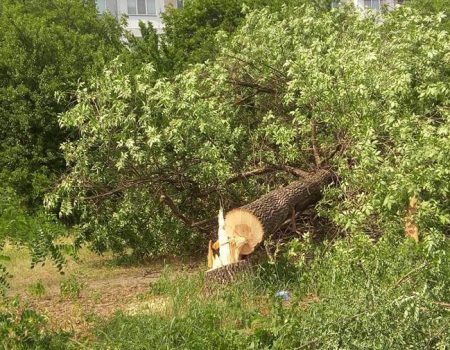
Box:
224, 168, 333, 255
206, 169, 333, 280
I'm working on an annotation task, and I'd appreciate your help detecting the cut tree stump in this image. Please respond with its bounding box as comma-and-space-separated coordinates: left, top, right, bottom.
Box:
205, 260, 252, 284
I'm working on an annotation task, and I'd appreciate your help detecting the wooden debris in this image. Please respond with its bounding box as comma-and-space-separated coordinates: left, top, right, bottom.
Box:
405, 195, 419, 243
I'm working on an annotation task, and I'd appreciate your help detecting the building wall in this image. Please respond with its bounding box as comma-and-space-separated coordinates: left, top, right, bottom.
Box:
117, 0, 165, 36
99, 0, 400, 37
105, 0, 118, 17
333, 0, 401, 10
97, 0, 180, 36
354, 0, 400, 10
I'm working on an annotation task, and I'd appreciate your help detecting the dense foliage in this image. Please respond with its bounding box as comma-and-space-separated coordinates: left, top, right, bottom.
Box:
48, 5, 450, 257
0, 0, 124, 294
0, 0, 123, 207
0, 298, 70, 349
160, 0, 333, 74
0, 1, 448, 347
407, 0, 450, 19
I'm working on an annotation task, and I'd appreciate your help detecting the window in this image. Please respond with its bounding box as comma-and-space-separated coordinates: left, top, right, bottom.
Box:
146, 0, 156, 14
363, 0, 381, 11
95, 0, 106, 13
176, 0, 184, 8
127, 0, 156, 15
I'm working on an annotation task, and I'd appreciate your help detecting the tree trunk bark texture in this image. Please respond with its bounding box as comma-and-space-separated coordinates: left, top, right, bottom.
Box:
205, 259, 252, 285
242, 168, 332, 234
224, 169, 333, 255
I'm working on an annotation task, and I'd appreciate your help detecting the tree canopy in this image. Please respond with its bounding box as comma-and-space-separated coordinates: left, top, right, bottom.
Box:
0, 0, 123, 207
126, 0, 334, 77
47, 4, 450, 257
0, 0, 125, 293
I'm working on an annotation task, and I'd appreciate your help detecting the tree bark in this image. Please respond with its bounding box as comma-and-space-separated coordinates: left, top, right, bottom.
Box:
243, 168, 332, 232
205, 260, 252, 285
225, 169, 333, 254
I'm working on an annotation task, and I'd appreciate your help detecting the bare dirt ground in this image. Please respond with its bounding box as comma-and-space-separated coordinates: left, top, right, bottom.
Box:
4, 244, 201, 338
28, 272, 159, 336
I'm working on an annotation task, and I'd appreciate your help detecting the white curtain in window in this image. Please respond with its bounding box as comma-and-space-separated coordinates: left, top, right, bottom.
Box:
373, 0, 381, 10
364, 0, 381, 10
137, 0, 146, 14
128, 0, 156, 15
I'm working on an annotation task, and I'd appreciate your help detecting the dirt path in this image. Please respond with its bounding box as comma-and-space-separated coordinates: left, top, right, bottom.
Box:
4, 244, 204, 338
27, 269, 161, 337
3, 245, 178, 337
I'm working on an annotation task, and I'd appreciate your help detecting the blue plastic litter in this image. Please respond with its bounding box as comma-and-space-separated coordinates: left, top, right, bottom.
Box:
275, 290, 289, 301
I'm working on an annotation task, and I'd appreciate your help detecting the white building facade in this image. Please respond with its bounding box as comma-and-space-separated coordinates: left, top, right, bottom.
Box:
339, 0, 403, 11
96, 0, 182, 36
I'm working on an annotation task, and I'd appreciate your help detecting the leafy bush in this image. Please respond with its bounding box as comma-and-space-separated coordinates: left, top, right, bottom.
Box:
49, 4, 450, 257
0, 299, 71, 350
0, 0, 123, 207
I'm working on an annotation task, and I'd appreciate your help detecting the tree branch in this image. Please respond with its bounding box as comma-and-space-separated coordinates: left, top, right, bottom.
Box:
393, 262, 427, 288
225, 166, 278, 184
84, 178, 154, 201
159, 190, 193, 226
222, 53, 288, 80
227, 79, 276, 94
199, 165, 310, 198
275, 165, 311, 178
191, 216, 217, 228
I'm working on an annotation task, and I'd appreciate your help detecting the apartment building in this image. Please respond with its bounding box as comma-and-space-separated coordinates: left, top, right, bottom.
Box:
96, 0, 182, 36
339, 0, 404, 11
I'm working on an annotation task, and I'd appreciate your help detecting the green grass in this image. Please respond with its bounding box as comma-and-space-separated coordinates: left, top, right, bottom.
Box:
28, 280, 46, 298
2, 232, 449, 349
87, 233, 450, 349
59, 274, 84, 300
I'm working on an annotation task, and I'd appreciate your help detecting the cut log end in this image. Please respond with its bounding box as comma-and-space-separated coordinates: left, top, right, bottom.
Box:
225, 208, 264, 255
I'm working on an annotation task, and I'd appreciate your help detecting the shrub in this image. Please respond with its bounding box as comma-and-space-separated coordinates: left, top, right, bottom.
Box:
0, 298, 71, 350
